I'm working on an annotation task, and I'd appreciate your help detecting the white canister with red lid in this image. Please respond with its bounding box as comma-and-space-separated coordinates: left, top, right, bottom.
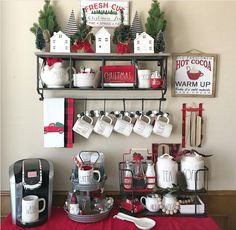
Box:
181, 152, 204, 190
156, 153, 177, 188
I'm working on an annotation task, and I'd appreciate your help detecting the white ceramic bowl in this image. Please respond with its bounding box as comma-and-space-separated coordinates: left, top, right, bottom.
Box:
73, 73, 95, 88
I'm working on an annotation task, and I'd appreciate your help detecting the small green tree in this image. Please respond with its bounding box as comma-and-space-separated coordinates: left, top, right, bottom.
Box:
145, 0, 167, 39
30, 0, 60, 36
35, 27, 45, 50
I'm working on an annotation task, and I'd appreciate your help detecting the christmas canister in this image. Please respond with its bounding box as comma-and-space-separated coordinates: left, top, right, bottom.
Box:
181, 152, 204, 190
156, 153, 177, 188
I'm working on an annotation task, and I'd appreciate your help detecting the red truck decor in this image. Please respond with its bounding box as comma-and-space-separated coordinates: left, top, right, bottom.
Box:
44, 122, 64, 134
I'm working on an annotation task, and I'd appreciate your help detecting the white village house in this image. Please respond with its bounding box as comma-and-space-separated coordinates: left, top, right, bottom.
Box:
50, 31, 70, 53
95, 27, 111, 53
134, 32, 154, 53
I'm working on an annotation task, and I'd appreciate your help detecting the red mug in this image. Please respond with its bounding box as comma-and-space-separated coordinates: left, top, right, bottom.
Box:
150, 78, 163, 89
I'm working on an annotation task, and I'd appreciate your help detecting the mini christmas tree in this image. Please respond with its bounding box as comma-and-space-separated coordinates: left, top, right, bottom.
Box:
64, 10, 78, 38
30, 0, 60, 36
30, 0, 60, 51
113, 10, 132, 53
35, 27, 45, 50
71, 8, 95, 53
131, 11, 143, 40
155, 30, 166, 53
145, 0, 167, 39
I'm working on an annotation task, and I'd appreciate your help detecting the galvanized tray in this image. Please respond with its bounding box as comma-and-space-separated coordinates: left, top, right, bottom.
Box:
64, 206, 112, 223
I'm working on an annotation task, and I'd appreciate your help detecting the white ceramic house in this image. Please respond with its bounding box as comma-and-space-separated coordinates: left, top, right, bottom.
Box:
50, 31, 70, 53
95, 27, 111, 53
134, 32, 154, 53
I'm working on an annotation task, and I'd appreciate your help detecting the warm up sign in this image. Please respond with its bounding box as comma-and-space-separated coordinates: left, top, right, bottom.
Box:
173, 54, 217, 97
81, 0, 129, 27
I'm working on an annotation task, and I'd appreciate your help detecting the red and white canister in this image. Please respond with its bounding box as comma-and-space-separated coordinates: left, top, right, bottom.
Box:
146, 161, 156, 189
123, 161, 133, 189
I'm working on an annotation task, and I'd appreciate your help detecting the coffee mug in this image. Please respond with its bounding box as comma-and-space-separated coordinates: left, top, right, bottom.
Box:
140, 194, 160, 212
133, 115, 153, 138
78, 165, 101, 184
73, 115, 94, 139
137, 69, 151, 88
150, 71, 163, 89
22, 195, 46, 223
114, 115, 133, 136
153, 115, 173, 138
186, 66, 204, 80
94, 115, 113, 138
162, 194, 177, 211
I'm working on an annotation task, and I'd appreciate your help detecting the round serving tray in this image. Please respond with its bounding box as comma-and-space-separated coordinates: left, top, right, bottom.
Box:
71, 176, 107, 192
64, 206, 112, 223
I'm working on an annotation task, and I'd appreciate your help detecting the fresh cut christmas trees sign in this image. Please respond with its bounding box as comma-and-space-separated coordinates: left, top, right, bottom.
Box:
81, 0, 129, 27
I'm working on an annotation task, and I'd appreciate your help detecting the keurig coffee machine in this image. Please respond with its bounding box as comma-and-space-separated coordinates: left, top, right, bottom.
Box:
9, 158, 54, 227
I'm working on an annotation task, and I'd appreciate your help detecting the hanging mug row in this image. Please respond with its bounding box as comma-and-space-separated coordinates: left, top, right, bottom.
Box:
72, 112, 173, 139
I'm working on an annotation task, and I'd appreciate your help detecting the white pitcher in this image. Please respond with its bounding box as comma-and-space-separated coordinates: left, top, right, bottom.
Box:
156, 153, 177, 188
181, 152, 204, 190
41, 63, 75, 88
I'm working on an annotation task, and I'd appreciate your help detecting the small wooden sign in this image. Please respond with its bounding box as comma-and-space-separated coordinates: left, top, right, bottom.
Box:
81, 0, 129, 27
172, 52, 217, 97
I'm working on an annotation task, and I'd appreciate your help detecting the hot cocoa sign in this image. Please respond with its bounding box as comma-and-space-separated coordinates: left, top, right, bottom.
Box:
81, 0, 129, 27
172, 53, 217, 97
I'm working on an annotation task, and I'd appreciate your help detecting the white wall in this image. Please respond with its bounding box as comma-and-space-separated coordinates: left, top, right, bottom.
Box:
1, 0, 236, 191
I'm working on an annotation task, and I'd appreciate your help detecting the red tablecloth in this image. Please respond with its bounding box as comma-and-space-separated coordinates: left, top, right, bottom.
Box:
1, 208, 221, 230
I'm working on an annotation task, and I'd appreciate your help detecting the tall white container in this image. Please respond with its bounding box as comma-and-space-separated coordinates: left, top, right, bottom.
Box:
156, 153, 177, 188
146, 161, 156, 189
181, 152, 204, 190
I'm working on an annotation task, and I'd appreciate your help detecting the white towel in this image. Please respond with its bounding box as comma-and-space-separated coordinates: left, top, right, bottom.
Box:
43, 98, 65, 147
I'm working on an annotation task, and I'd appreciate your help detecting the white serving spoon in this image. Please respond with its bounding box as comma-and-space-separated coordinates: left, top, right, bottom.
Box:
113, 212, 156, 230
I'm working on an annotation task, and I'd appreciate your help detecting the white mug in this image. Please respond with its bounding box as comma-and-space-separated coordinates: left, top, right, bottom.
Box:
140, 194, 160, 212
162, 194, 177, 211
78, 165, 101, 184
22, 195, 46, 223
94, 115, 113, 138
73, 115, 94, 139
114, 115, 133, 136
137, 69, 151, 88
133, 115, 153, 138
153, 115, 173, 138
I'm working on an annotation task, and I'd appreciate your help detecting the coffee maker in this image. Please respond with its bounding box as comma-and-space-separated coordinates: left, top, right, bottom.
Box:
9, 158, 54, 227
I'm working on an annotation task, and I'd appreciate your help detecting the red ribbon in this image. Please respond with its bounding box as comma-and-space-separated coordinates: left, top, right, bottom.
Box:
116, 42, 131, 54
47, 58, 62, 67
72, 40, 94, 53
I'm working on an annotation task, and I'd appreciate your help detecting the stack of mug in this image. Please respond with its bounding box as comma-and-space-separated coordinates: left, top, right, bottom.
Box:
72, 113, 173, 139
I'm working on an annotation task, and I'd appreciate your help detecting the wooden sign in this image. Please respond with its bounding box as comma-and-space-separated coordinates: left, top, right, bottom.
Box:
81, 0, 129, 27
172, 53, 217, 97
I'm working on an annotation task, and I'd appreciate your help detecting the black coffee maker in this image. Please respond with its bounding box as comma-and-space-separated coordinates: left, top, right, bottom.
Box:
9, 158, 54, 227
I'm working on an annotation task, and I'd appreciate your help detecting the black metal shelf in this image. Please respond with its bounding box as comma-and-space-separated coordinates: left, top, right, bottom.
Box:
36, 52, 169, 101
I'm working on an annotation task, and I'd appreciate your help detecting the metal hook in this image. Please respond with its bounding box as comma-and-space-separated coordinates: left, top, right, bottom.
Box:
123, 98, 126, 112
103, 99, 106, 113
142, 98, 144, 114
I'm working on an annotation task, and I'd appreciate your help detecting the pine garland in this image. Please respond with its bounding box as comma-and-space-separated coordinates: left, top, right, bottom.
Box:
145, 0, 167, 39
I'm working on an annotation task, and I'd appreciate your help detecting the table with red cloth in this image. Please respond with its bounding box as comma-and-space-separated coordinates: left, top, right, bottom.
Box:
1, 208, 221, 230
